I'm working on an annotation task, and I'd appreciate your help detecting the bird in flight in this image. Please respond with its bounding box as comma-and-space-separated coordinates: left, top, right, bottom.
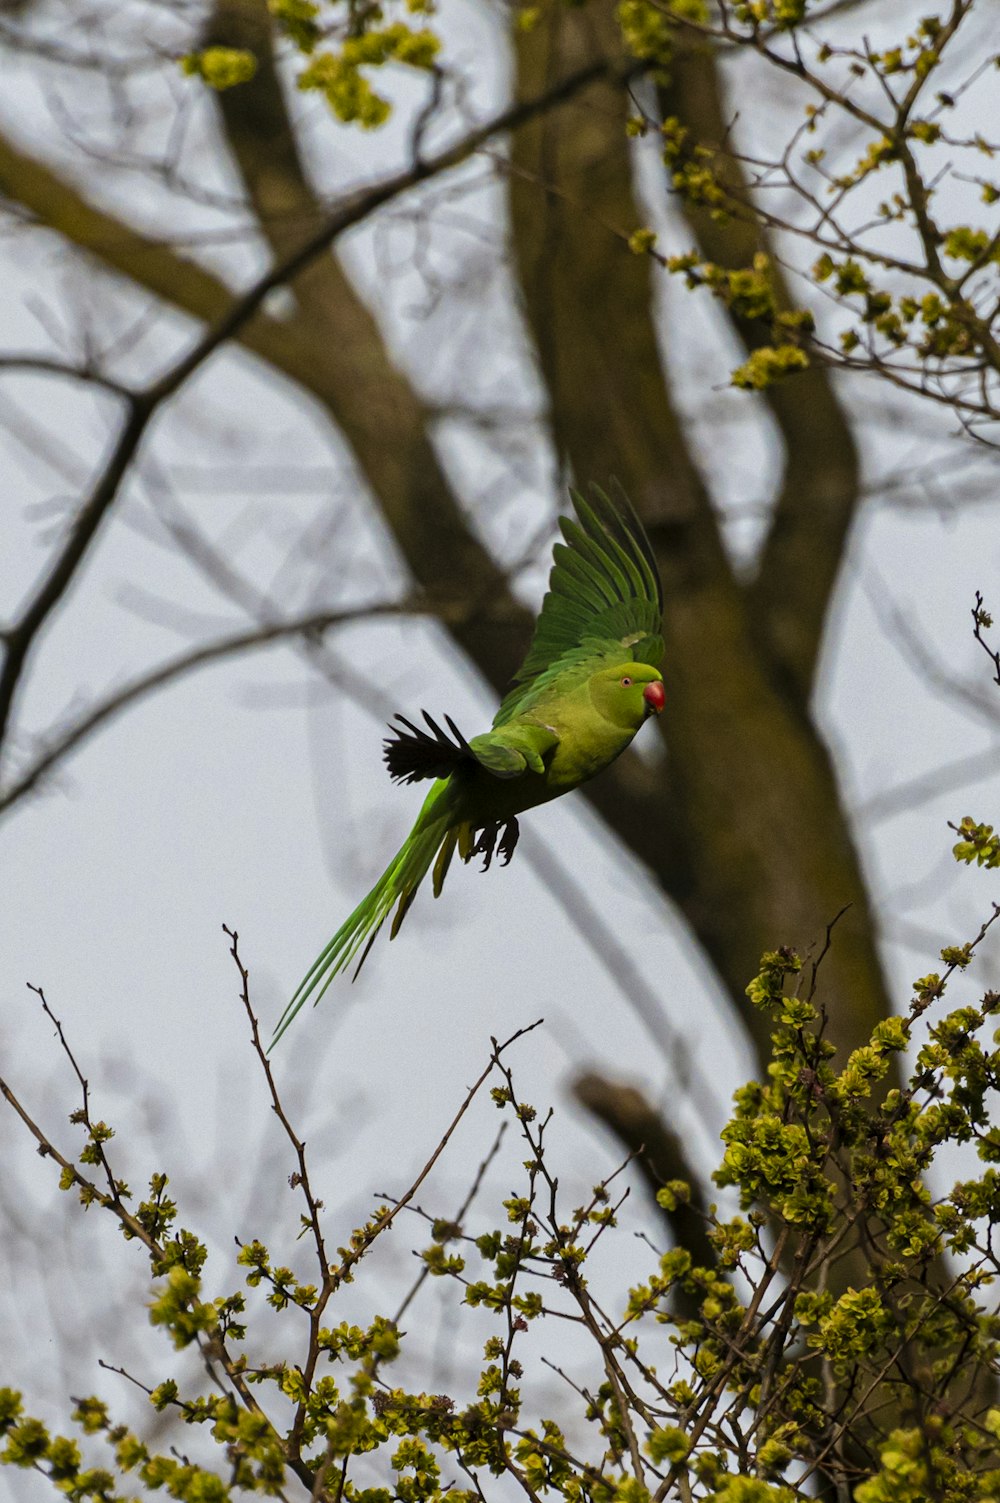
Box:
272, 481, 664, 1046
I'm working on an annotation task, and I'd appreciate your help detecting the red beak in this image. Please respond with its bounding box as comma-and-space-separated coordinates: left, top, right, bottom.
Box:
643, 680, 665, 714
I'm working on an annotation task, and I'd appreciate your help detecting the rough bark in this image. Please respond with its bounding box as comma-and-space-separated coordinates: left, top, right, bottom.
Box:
656, 37, 862, 705
205, 0, 523, 681
509, 0, 890, 1072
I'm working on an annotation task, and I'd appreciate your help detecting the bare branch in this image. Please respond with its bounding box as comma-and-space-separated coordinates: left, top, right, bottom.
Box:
522, 831, 723, 1118
572, 1073, 718, 1315
972, 591, 1000, 687
320, 1018, 546, 1295
0, 354, 133, 398
0, 52, 624, 773
0, 598, 439, 814
223, 926, 331, 1283
655, 28, 860, 704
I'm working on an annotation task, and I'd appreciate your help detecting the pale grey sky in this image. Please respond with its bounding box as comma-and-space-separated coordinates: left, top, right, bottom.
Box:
2, 0, 1000, 1495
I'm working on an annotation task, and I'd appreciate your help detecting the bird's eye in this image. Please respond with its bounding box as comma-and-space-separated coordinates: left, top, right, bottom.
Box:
620, 676, 633, 687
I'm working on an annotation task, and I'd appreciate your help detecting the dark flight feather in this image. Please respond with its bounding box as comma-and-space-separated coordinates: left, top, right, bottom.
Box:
383, 711, 474, 785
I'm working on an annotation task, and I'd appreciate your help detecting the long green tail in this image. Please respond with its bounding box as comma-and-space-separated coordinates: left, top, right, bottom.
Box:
270, 798, 459, 1049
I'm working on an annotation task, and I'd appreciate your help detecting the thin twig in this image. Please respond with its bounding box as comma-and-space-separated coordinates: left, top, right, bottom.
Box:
0, 53, 628, 770
972, 592, 1000, 687
223, 926, 330, 1282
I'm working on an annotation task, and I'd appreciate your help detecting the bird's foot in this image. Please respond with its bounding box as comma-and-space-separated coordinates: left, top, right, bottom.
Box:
497, 817, 520, 866
469, 817, 520, 872
469, 821, 499, 872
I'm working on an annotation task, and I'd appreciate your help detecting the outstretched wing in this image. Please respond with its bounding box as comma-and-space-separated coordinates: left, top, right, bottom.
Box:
494, 480, 664, 727
383, 711, 475, 784
384, 713, 558, 784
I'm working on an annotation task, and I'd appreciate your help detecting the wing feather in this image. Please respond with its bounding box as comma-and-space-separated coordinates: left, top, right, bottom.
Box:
494, 481, 664, 726
553, 538, 622, 609
384, 713, 557, 784
562, 523, 633, 603
588, 482, 662, 598
574, 496, 651, 602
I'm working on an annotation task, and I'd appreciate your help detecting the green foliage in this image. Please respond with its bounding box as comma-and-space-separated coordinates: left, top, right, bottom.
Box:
614, 3, 1000, 412
657, 249, 815, 390
181, 47, 258, 89
628, 228, 658, 256
296, 23, 440, 129
952, 815, 1000, 869
180, 0, 441, 125
730, 0, 809, 24
262, 0, 441, 126
616, 0, 678, 67
173, 0, 1000, 418
4, 846, 1000, 1500
268, 0, 322, 52
730, 345, 810, 390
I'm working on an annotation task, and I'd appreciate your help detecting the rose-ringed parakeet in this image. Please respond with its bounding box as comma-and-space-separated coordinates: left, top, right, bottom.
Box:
271, 481, 664, 1045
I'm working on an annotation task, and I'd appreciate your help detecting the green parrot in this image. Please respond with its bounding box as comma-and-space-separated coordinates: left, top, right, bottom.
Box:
271, 481, 664, 1046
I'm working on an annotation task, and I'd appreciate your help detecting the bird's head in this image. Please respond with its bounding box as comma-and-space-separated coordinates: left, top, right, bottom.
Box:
589, 662, 665, 730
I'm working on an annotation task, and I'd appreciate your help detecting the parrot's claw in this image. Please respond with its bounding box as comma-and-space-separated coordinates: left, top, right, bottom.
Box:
498, 817, 520, 866
469, 822, 499, 872
468, 817, 520, 872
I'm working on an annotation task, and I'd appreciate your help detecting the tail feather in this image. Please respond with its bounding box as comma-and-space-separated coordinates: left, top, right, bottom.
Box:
389, 883, 418, 939
269, 815, 451, 1050
432, 827, 459, 898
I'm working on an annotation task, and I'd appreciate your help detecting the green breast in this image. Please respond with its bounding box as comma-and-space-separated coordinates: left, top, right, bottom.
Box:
544, 712, 635, 792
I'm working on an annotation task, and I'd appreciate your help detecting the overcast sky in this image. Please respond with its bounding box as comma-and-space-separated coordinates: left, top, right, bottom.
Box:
2, 1, 1000, 1494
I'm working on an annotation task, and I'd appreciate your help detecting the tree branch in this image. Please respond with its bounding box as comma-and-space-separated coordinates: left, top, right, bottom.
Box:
0, 52, 618, 773
0, 599, 441, 814
655, 34, 860, 706
573, 1072, 718, 1320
